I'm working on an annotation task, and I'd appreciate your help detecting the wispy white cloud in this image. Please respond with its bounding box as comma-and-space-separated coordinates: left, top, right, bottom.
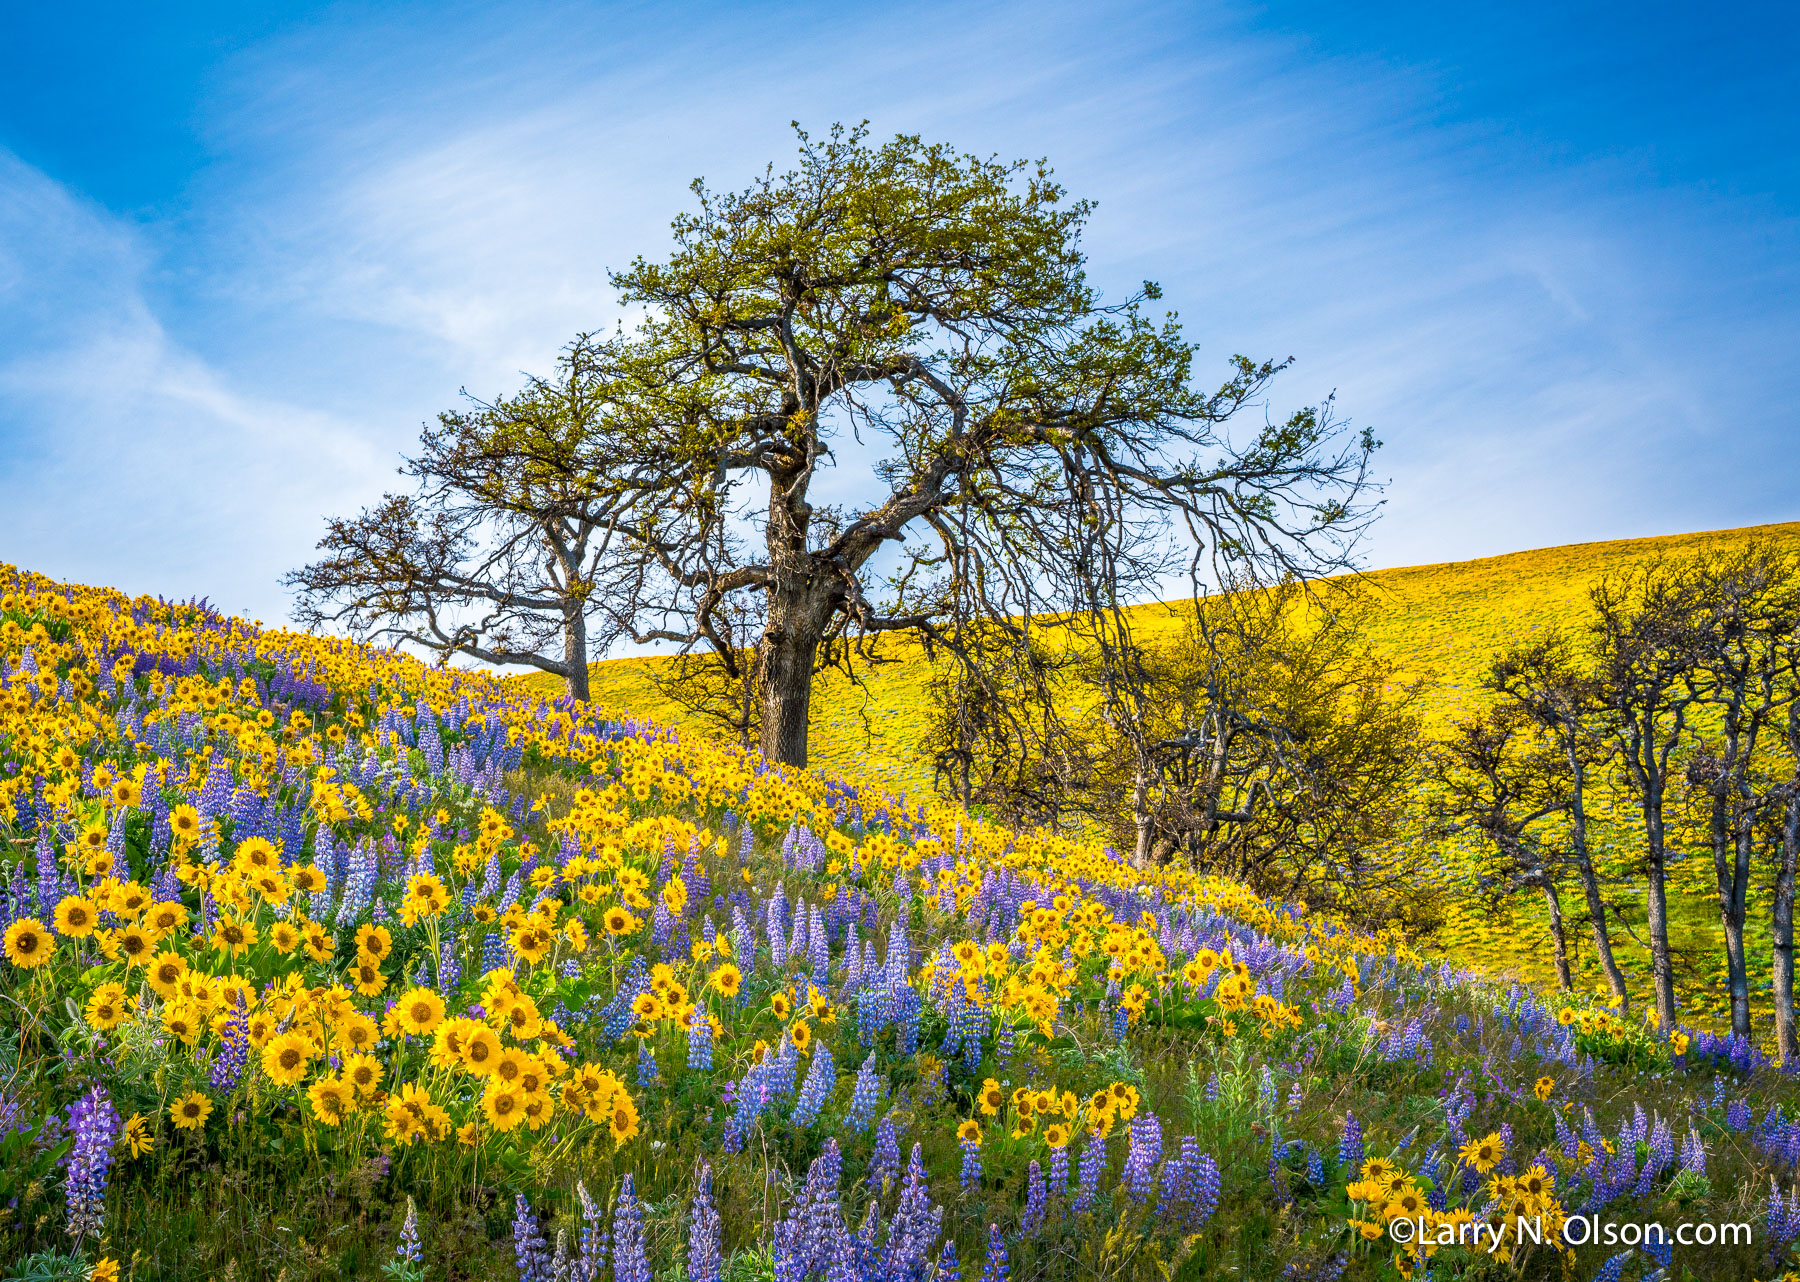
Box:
0, 150, 384, 618
1, 0, 1793, 634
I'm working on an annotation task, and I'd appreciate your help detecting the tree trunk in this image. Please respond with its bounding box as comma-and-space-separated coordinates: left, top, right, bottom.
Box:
563, 603, 590, 702
1132, 763, 1154, 866
1775, 789, 1800, 1064
1708, 762, 1754, 1037
1541, 879, 1573, 990
757, 608, 822, 767
1568, 752, 1630, 1010
1643, 800, 1679, 1031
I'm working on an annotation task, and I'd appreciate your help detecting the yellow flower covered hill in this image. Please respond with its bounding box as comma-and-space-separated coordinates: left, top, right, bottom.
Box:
0, 563, 1794, 1281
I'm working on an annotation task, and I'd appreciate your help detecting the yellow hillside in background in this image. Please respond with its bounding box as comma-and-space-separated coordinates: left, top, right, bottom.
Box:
533, 519, 1800, 781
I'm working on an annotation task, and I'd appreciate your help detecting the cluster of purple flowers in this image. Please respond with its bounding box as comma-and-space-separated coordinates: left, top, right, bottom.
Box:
63, 1083, 119, 1241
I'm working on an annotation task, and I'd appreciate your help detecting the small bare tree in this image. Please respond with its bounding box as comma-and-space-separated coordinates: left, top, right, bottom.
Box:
1427, 705, 1577, 989
1487, 633, 1631, 1009
286, 339, 656, 700
1587, 560, 1711, 1031
1681, 543, 1800, 1037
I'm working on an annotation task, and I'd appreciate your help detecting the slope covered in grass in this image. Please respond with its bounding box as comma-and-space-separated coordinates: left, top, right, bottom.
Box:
544, 522, 1800, 782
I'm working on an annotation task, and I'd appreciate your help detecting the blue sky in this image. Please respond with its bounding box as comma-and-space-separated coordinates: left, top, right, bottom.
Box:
1, 0, 1796, 627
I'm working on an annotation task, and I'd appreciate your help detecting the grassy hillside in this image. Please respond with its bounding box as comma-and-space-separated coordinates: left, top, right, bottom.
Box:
537, 519, 1800, 783
10, 557, 1800, 1280
534, 520, 1800, 1026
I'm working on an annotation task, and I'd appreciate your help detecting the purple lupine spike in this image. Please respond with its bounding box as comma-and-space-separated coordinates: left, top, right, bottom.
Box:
869, 1115, 901, 1190
397, 1196, 422, 1267
63, 1084, 120, 1242
687, 1165, 723, 1282
612, 1174, 651, 1282
1680, 1126, 1706, 1176
209, 996, 251, 1093
1123, 1115, 1162, 1203
1020, 1161, 1048, 1235
574, 1181, 609, 1282
1074, 1136, 1107, 1215
845, 1053, 881, 1133
883, 1143, 943, 1282
1047, 1143, 1070, 1198
688, 1013, 715, 1071
792, 1047, 835, 1128
980, 1225, 1009, 1282
1337, 1113, 1363, 1174
960, 1135, 983, 1192
1189, 1153, 1221, 1229
512, 1194, 551, 1282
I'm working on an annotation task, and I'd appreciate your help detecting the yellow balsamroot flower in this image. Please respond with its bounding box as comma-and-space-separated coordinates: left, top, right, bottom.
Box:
91, 1259, 121, 1282
334, 1010, 379, 1054
307, 1078, 352, 1126
85, 982, 129, 1030
53, 895, 98, 939
1671, 1031, 1691, 1057
1361, 1158, 1399, 1187
244, 1010, 280, 1047
430, 1018, 473, 1068
790, 1020, 812, 1052
144, 900, 188, 935
262, 1031, 313, 1086
460, 1025, 503, 1075
607, 1090, 640, 1147
169, 804, 202, 845
1110, 1082, 1141, 1120
114, 925, 156, 967
1043, 1122, 1071, 1149
394, 987, 447, 1037
710, 963, 743, 998
1518, 1164, 1555, 1199
266, 920, 302, 955
1534, 1076, 1555, 1101
302, 923, 334, 963
521, 1091, 556, 1131
1458, 1131, 1505, 1175
4, 917, 52, 968
248, 869, 290, 902
1382, 1185, 1427, 1223
341, 1053, 383, 1100
170, 1090, 213, 1130
71, 822, 109, 861
958, 1119, 983, 1145
234, 836, 279, 872
121, 1113, 153, 1158
405, 871, 448, 911
355, 923, 393, 964
483, 1081, 527, 1132
491, 1047, 533, 1087
353, 960, 387, 997
211, 916, 256, 957
514, 1055, 551, 1096
499, 998, 544, 1042
603, 906, 638, 936
511, 923, 552, 964
161, 1002, 204, 1046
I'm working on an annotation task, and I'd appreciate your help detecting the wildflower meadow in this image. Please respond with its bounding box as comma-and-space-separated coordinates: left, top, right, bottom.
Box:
3, 562, 1800, 1282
